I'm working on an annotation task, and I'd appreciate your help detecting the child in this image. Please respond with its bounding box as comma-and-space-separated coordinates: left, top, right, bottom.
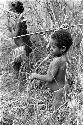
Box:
29, 29, 72, 110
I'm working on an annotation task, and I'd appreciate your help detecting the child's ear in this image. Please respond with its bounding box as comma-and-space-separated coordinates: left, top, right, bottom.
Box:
61, 46, 66, 53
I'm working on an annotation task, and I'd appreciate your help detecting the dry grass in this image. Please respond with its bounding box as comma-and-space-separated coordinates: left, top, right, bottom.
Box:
0, 0, 83, 125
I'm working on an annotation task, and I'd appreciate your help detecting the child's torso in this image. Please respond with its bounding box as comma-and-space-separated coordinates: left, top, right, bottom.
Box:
47, 56, 66, 92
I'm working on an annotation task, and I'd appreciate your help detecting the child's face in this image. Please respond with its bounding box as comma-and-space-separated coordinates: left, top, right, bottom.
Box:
48, 38, 60, 56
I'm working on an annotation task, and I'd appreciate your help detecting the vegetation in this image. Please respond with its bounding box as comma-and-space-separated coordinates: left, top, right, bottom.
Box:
0, 0, 83, 124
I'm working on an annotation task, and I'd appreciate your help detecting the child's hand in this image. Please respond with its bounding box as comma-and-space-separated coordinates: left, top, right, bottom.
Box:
29, 73, 36, 81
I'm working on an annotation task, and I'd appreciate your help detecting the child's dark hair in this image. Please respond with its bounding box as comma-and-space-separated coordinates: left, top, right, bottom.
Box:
51, 29, 72, 53
10, 1, 24, 14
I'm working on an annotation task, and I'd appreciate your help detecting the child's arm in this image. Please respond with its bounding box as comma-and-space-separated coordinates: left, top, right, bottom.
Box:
30, 73, 50, 82
30, 57, 60, 82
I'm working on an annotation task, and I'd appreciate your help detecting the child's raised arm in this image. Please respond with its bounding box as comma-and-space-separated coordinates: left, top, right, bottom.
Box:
29, 57, 60, 82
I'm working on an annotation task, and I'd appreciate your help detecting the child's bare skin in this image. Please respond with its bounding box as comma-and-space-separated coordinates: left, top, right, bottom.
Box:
30, 37, 66, 92
29, 29, 72, 109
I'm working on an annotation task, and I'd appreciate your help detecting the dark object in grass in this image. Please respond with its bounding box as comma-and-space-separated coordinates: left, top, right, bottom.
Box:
13, 56, 22, 72
10, 1, 24, 14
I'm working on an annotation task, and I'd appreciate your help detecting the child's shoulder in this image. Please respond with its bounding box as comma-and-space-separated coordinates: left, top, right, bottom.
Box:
50, 57, 61, 68
52, 55, 66, 65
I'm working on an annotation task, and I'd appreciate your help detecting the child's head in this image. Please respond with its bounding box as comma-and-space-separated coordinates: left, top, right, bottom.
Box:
49, 29, 72, 57
10, 1, 24, 14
